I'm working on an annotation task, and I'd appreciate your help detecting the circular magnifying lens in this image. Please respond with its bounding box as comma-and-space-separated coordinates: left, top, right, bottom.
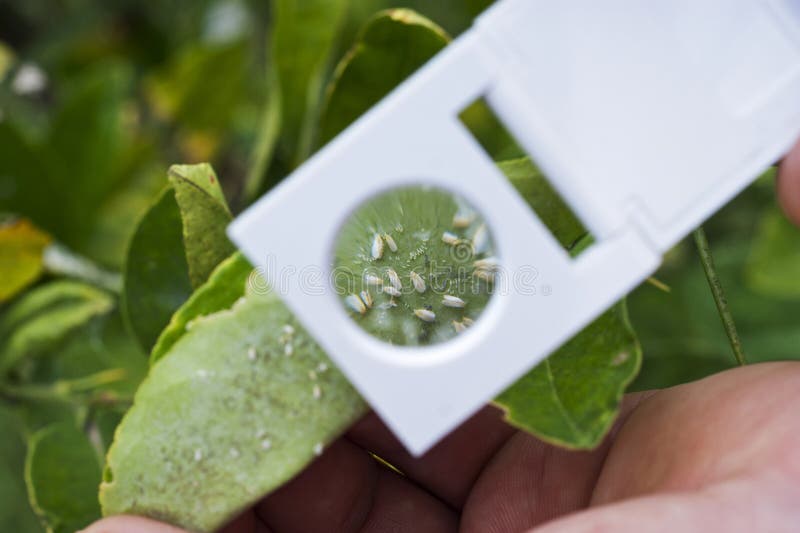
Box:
332, 185, 499, 346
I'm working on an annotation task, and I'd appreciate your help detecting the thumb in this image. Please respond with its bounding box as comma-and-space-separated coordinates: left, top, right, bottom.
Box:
80, 516, 190, 533
777, 137, 800, 227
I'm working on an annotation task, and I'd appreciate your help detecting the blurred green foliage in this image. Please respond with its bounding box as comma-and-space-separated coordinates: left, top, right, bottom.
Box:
0, 1, 798, 532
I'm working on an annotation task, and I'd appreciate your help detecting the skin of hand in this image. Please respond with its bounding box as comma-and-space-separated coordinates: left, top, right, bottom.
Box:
83, 140, 800, 533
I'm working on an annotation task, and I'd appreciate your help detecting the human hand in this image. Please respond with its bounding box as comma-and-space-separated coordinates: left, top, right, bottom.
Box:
83, 361, 800, 533
778, 138, 800, 226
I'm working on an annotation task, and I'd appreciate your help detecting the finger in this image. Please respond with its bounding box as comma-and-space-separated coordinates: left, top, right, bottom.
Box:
346, 405, 515, 508
460, 392, 655, 533
777, 137, 800, 226
256, 438, 457, 533
530, 473, 800, 533
80, 516, 190, 533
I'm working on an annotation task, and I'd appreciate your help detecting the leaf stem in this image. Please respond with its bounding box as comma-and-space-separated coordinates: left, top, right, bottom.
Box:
0, 369, 129, 403
692, 227, 747, 366
42, 243, 122, 293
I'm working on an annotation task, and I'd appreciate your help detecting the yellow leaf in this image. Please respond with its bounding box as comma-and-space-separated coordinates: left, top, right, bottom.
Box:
0, 218, 52, 302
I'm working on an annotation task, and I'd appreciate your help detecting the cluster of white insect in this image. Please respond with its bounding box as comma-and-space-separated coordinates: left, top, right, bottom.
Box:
371, 232, 400, 260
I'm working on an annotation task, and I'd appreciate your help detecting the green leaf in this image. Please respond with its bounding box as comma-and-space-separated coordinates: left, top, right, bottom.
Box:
167, 164, 235, 288
318, 9, 449, 147
122, 163, 235, 351
100, 289, 367, 532
122, 188, 193, 352
0, 281, 114, 375
272, 0, 351, 163
0, 405, 42, 533
145, 40, 249, 134
25, 422, 102, 533
150, 252, 253, 365
745, 205, 800, 299
0, 218, 52, 303
494, 303, 641, 448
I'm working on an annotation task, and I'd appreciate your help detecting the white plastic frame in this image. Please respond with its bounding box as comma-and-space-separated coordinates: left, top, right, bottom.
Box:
230, 0, 800, 455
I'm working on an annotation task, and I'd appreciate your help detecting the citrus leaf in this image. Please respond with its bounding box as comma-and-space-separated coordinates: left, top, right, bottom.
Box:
167, 163, 235, 288
150, 252, 253, 365
745, 205, 800, 299
272, 0, 351, 163
494, 302, 641, 448
0, 405, 41, 533
25, 422, 102, 533
100, 290, 367, 532
0, 281, 114, 375
145, 40, 249, 134
318, 9, 449, 147
122, 188, 193, 352
0, 218, 52, 303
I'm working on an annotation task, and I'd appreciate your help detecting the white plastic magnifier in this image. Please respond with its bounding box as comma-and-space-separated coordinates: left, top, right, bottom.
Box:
229, 0, 800, 455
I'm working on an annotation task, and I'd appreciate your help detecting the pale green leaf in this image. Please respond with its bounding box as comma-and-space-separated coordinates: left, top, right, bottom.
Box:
100, 290, 367, 532
167, 164, 235, 288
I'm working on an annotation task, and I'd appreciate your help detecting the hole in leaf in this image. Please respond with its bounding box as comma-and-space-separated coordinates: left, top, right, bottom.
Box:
458, 97, 592, 256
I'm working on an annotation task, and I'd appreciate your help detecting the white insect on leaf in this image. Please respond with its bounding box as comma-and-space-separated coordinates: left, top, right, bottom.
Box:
284, 343, 294, 356
364, 274, 383, 286
371, 233, 384, 259
410, 271, 426, 293
344, 293, 367, 315
382, 286, 401, 297
414, 308, 436, 322
194, 449, 203, 462
442, 295, 466, 308
474, 257, 500, 272
360, 290, 373, 309
386, 268, 402, 291
472, 224, 490, 254
442, 231, 459, 246
247, 347, 257, 361
312, 385, 322, 399
383, 233, 398, 252
313, 442, 324, 456
452, 209, 474, 229
261, 439, 272, 450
